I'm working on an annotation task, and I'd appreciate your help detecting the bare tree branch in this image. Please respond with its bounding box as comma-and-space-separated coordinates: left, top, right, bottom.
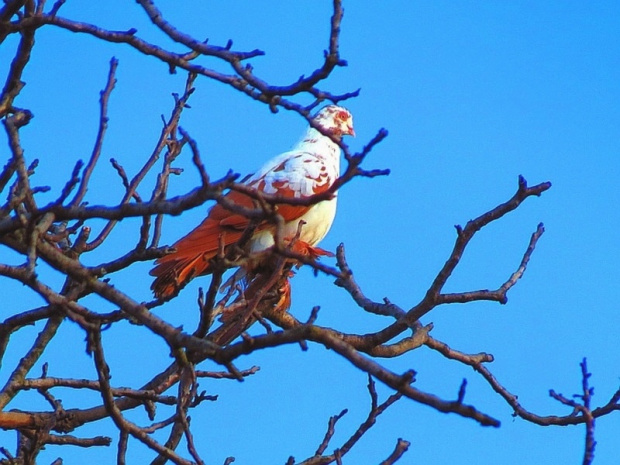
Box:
0, 2, 615, 464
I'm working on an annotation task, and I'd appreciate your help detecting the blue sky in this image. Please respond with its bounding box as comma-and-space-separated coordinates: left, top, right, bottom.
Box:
1, 1, 619, 463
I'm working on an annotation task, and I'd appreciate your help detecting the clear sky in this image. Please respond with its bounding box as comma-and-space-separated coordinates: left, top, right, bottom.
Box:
1, 1, 619, 464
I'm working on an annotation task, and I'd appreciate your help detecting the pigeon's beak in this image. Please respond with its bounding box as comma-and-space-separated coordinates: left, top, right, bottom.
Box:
346, 126, 355, 137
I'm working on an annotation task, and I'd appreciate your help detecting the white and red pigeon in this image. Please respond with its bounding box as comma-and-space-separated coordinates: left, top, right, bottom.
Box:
150, 105, 355, 299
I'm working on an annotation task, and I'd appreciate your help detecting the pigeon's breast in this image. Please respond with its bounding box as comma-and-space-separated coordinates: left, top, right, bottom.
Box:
249, 197, 337, 253
295, 197, 338, 245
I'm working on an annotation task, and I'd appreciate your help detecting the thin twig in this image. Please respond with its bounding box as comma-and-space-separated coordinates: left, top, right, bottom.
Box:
69, 57, 119, 207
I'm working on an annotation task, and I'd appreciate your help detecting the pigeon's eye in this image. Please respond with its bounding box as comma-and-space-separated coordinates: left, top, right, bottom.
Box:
336, 110, 349, 121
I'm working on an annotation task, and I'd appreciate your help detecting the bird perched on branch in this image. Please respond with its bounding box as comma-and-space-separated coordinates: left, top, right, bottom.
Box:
150, 105, 355, 301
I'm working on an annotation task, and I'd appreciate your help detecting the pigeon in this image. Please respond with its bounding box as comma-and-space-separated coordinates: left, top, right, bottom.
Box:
150, 105, 355, 300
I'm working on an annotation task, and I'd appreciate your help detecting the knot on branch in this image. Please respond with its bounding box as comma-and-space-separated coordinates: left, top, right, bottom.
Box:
5, 109, 33, 128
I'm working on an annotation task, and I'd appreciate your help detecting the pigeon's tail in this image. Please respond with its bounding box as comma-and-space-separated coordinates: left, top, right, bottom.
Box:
207, 240, 332, 345
150, 253, 213, 300
209, 269, 293, 346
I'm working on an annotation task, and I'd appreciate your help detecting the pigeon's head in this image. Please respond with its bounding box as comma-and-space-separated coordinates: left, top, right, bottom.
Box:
313, 105, 355, 138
